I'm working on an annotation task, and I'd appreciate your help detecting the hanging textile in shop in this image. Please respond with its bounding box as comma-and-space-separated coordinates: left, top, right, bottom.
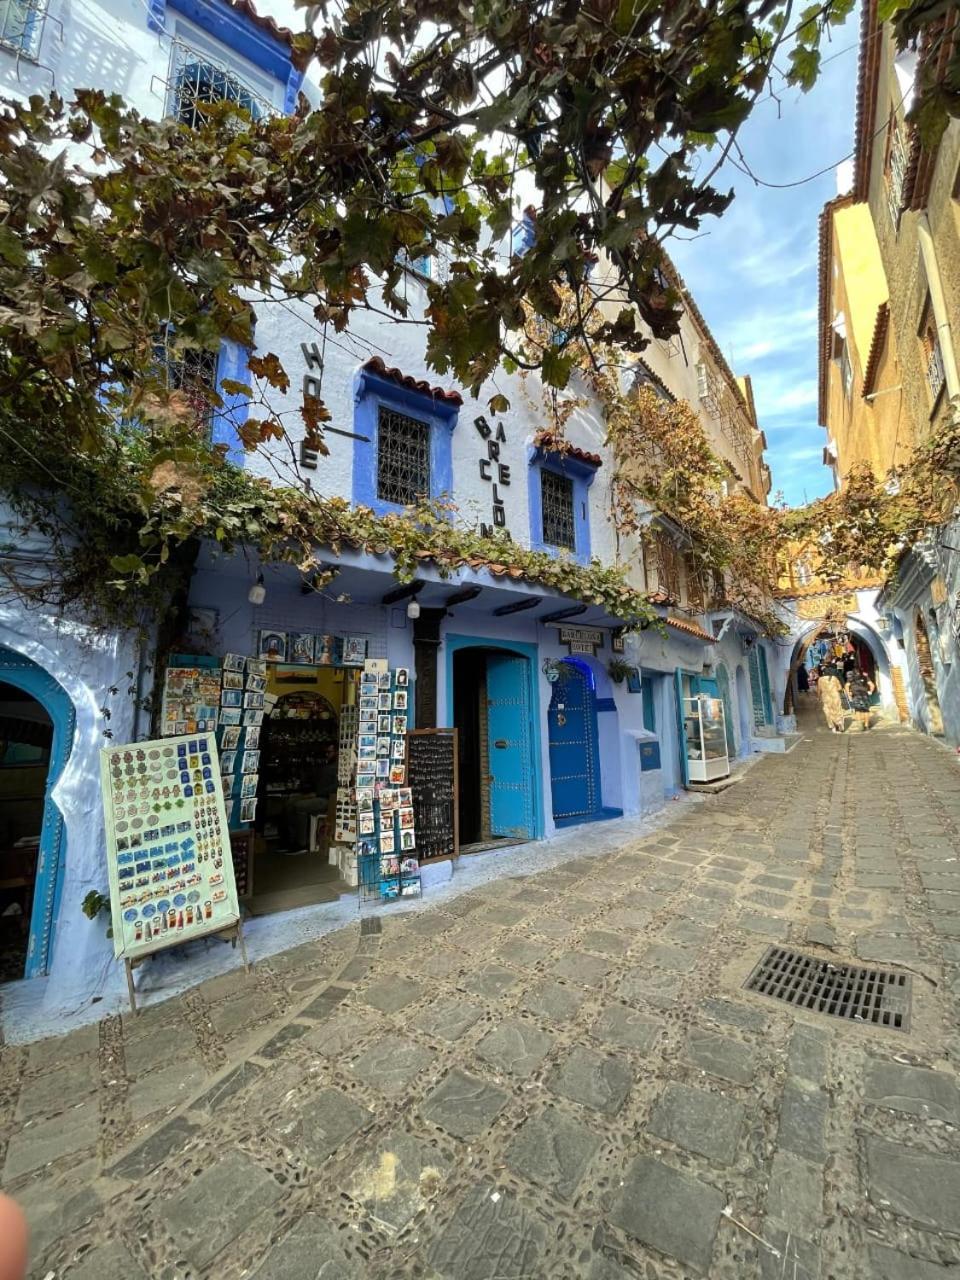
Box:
406, 728, 459, 863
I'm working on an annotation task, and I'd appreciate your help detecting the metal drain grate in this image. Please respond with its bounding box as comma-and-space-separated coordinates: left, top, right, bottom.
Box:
744, 946, 912, 1031
359, 915, 382, 936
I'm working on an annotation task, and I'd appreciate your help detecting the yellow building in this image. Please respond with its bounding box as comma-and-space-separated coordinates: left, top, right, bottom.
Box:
814, 0, 960, 742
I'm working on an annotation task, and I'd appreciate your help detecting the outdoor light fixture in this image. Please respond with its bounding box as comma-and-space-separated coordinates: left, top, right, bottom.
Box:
406, 599, 421, 620
248, 573, 266, 606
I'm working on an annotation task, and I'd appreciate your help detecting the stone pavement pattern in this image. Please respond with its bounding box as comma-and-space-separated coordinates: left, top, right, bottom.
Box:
4, 708, 960, 1278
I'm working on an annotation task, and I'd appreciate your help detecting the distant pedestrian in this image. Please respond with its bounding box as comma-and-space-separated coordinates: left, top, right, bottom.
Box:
797, 665, 809, 694
818, 663, 846, 733
846, 669, 875, 732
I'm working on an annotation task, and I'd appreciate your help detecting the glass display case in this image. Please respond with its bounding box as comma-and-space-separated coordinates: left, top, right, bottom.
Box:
683, 695, 730, 783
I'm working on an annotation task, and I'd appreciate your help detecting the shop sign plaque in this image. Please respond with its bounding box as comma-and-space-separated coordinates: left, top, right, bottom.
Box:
555, 625, 606, 655
794, 593, 858, 620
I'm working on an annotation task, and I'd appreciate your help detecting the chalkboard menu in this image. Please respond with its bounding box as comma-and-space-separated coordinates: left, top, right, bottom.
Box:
406, 729, 459, 863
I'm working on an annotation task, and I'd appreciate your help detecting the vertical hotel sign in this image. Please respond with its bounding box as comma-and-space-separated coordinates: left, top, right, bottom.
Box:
474, 415, 511, 536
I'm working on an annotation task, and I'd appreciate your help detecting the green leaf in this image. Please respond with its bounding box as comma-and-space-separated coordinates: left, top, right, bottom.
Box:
109, 553, 145, 573
488, 393, 510, 414
0, 224, 27, 266
542, 347, 573, 389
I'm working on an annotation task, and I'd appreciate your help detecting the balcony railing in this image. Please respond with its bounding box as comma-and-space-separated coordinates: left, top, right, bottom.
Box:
926, 336, 946, 402
161, 40, 277, 129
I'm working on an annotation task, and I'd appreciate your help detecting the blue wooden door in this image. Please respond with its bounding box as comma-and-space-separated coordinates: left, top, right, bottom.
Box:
548, 663, 601, 822
486, 653, 534, 838
758, 646, 774, 723
747, 647, 767, 729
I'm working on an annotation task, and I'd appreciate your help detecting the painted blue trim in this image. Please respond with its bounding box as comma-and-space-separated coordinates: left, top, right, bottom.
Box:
527, 446, 597, 565
151, 0, 301, 101
212, 339, 250, 466
444, 634, 544, 840
352, 368, 459, 517
0, 647, 75, 979
596, 696, 617, 712
555, 805, 622, 829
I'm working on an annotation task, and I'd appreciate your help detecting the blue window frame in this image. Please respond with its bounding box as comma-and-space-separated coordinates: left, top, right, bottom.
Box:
352, 364, 459, 515
527, 445, 598, 565
147, 0, 304, 114
0, 0, 44, 57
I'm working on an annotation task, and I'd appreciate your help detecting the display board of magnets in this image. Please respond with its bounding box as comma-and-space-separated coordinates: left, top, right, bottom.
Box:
100, 733, 241, 961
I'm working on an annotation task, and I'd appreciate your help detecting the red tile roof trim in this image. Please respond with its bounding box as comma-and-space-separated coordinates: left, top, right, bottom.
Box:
362, 356, 464, 405
852, 0, 881, 201
817, 194, 854, 427
533, 431, 603, 468
861, 302, 890, 399
664, 615, 716, 644
223, 0, 310, 68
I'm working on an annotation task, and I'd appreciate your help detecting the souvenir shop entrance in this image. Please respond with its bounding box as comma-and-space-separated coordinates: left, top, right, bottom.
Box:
249, 664, 352, 915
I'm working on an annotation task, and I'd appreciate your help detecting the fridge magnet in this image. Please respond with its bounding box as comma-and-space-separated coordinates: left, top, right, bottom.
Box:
392, 715, 407, 736
377, 737, 391, 757
376, 760, 391, 778
391, 739, 406, 760
380, 832, 396, 854
246, 674, 267, 694
258, 631, 287, 662
356, 789, 374, 812
221, 727, 241, 751
342, 636, 367, 666
290, 632, 315, 664
397, 787, 413, 806
242, 750, 260, 773
243, 691, 265, 710
395, 668, 409, 687
240, 774, 259, 799
379, 789, 398, 810
389, 765, 405, 784
377, 671, 392, 689
316, 634, 335, 665
379, 810, 394, 832
222, 671, 244, 690
377, 714, 392, 733
359, 815, 375, 835
377, 693, 392, 711
242, 710, 264, 727
400, 832, 416, 852
381, 855, 400, 877
221, 689, 242, 708
393, 690, 408, 710
358, 745, 376, 761
243, 726, 261, 750
358, 734, 376, 749
223, 652, 246, 672
246, 657, 267, 676
239, 798, 257, 822
359, 696, 377, 711
220, 750, 237, 775
220, 708, 241, 726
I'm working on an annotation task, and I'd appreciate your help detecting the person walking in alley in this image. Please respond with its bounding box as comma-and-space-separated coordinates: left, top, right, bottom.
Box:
846, 668, 875, 732
818, 662, 846, 733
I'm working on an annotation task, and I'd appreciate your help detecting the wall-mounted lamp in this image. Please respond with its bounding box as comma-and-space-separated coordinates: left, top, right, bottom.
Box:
406, 599, 421, 621
248, 573, 266, 606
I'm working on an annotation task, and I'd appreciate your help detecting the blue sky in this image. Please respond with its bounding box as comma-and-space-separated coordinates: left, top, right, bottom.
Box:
668, 18, 861, 507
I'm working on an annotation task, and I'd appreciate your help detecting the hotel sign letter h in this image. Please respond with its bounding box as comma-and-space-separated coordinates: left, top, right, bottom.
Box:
474, 415, 511, 536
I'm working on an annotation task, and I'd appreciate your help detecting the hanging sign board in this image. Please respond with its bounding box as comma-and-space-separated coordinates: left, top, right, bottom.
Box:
100, 733, 241, 964
551, 624, 606, 655
405, 728, 459, 863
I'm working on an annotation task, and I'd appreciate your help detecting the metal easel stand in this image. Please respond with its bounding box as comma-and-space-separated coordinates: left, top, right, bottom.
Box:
123, 917, 250, 1016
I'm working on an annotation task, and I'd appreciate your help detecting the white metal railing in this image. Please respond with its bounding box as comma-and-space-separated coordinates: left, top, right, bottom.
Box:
927, 335, 946, 402
162, 39, 277, 128
0, 0, 45, 58
887, 123, 908, 228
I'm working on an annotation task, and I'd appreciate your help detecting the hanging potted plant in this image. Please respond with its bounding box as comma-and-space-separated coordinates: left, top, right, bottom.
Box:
608, 658, 632, 684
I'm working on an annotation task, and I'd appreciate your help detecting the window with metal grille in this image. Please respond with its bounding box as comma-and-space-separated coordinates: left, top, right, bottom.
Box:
156, 339, 219, 431
0, 0, 44, 56
377, 406, 430, 505
886, 118, 908, 228
540, 468, 576, 551
919, 301, 946, 405
167, 40, 273, 128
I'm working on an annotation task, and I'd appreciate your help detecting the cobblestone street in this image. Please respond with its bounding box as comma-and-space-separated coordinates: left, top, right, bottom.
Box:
4, 707, 960, 1279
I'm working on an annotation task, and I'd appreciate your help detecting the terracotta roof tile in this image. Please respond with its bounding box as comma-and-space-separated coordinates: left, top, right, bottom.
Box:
362, 356, 464, 406
647, 589, 678, 606
533, 431, 603, 468
861, 302, 890, 399
852, 0, 882, 201
222, 0, 311, 69
664, 615, 716, 643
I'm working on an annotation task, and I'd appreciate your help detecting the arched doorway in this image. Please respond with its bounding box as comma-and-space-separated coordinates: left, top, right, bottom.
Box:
547, 658, 602, 826
450, 642, 538, 845
914, 612, 945, 736
0, 647, 75, 980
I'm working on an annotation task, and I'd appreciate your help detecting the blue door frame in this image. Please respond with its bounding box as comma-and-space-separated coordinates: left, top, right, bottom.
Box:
0, 646, 75, 978
548, 659, 602, 826
445, 635, 544, 840
675, 669, 719, 786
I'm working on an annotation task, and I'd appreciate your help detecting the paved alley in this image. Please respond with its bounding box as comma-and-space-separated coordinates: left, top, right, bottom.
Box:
4, 709, 960, 1279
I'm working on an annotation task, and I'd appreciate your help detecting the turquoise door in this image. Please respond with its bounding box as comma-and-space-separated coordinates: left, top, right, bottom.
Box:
548, 662, 601, 823
748, 647, 767, 729
0, 647, 75, 978
758, 646, 774, 723
486, 653, 534, 839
